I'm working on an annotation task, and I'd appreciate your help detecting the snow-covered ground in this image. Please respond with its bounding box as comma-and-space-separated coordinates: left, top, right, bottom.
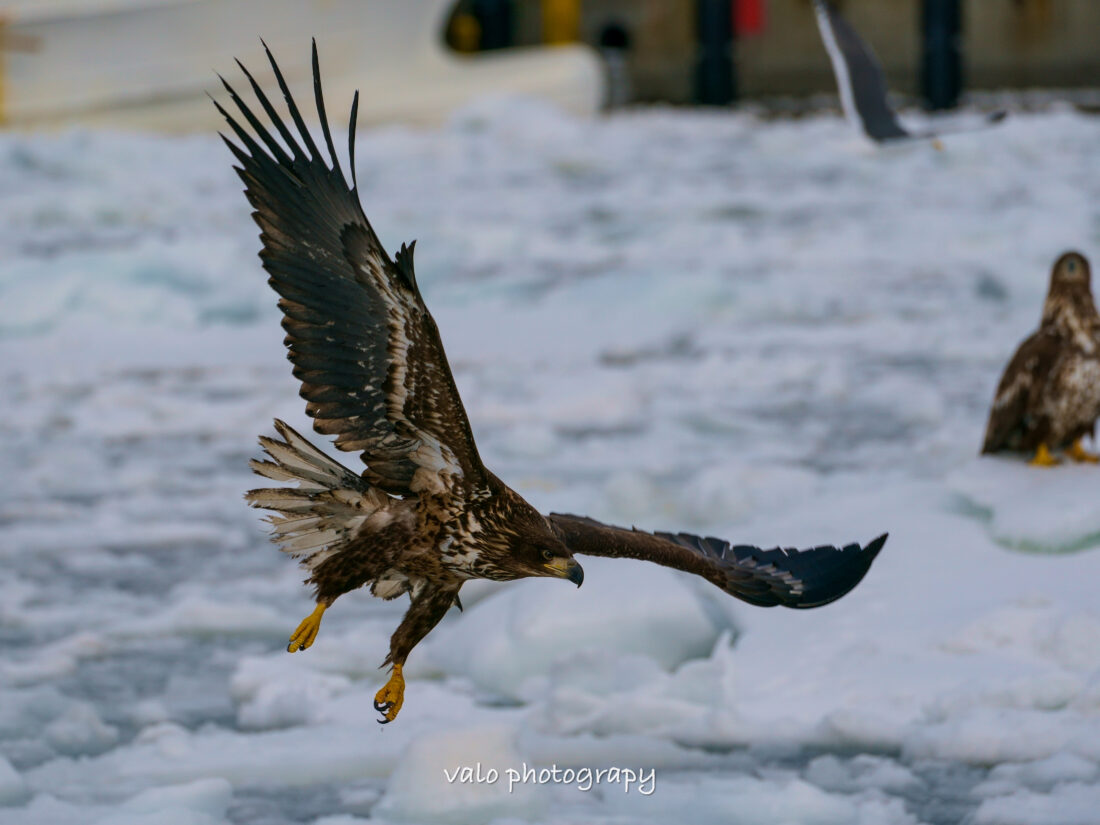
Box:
2, 97, 1099, 825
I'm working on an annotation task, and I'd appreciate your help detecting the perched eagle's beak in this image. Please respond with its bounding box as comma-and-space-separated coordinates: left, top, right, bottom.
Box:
546, 557, 584, 587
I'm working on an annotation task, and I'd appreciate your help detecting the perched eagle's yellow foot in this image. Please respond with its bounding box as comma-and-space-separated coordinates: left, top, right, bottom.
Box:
1067, 439, 1100, 464
1028, 443, 1060, 467
373, 664, 405, 724
287, 602, 326, 652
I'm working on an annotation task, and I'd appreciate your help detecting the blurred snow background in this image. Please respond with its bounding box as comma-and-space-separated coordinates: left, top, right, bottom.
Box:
1, 98, 1100, 825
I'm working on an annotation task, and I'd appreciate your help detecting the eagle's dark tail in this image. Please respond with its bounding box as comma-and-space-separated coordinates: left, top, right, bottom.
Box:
246, 419, 387, 569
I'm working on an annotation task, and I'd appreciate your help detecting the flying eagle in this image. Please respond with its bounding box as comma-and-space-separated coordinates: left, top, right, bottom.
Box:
215, 43, 887, 723
811, 0, 1004, 144
982, 252, 1100, 466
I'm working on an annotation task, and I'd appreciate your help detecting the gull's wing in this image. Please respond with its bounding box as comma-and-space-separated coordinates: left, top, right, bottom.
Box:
548, 513, 886, 609
812, 0, 909, 142
215, 42, 486, 496
813, 1, 1006, 144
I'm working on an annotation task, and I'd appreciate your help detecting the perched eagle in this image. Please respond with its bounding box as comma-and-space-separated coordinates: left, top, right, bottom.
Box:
215, 43, 887, 723
982, 252, 1100, 466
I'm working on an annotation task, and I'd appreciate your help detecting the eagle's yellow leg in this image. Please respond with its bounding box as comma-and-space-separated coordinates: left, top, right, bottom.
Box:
1028, 443, 1060, 467
287, 602, 327, 652
374, 664, 405, 724
1067, 439, 1100, 463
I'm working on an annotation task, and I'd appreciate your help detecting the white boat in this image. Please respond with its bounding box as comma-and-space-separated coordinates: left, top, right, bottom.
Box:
0, 0, 605, 131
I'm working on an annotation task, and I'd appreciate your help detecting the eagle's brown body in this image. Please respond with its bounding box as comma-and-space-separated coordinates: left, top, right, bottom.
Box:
310, 475, 546, 605
982, 253, 1100, 462
299, 471, 565, 669
218, 43, 886, 723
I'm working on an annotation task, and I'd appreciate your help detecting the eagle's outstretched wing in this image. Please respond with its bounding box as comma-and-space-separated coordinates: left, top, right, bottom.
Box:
981, 330, 1061, 453
548, 513, 885, 608
216, 42, 486, 497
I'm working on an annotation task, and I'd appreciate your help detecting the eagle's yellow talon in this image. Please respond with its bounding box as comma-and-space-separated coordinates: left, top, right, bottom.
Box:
1067, 439, 1100, 464
287, 602, 326, 653
374, 664, 404, 723
1028, 443, 1060, 467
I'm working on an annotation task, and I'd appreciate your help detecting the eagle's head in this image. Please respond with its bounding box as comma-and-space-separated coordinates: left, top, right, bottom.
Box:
1043, 252, 1096, 338
1049, 251, 1091, 293
493, 498, 584, 586
518, 535, 584, 586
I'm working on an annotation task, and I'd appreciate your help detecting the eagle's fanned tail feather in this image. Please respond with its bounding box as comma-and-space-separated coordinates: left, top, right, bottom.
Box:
246, 419, 387, 566
252, 419, 360, 490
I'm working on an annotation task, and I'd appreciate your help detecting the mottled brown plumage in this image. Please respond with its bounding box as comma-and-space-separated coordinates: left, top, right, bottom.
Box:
982, 252, 1100, 463
218, 43, 886, 723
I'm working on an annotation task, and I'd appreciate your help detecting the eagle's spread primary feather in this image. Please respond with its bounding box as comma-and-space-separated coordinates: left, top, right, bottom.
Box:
982, 252, 1100, 464
218, 42, 887, 723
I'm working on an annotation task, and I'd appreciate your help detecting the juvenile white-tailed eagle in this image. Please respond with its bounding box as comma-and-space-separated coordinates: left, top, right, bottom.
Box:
982, 252, 1100, 466
216, 43, 887, 723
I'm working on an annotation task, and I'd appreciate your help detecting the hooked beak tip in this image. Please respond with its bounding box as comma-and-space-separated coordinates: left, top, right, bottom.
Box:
545, 557, 584, 586
567, 561, 584, 587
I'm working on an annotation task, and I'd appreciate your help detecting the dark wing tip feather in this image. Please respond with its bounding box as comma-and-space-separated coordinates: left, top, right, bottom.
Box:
213, 42, 369, 211
394, 241, 418, 290
311, 38, 343, 177
659, 529, 887, 609
218, 71, 299, 168
232, 55, 302, 162
261, 39, 322, 161
864, 532, 888, 559
774, 532, 887, 609
348, 90, 360, 189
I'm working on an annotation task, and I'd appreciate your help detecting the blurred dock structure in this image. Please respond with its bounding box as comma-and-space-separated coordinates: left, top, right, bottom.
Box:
502, 0, 1100, 105
0, 0, 604, 132
2, 0, 1097, 132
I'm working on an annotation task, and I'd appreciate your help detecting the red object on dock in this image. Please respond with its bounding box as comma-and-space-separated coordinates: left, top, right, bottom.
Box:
735, 0, 766, 36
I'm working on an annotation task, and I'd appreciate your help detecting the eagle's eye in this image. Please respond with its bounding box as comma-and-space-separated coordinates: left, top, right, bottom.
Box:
1068, 260, 1078, 273
541, 548, 554, 561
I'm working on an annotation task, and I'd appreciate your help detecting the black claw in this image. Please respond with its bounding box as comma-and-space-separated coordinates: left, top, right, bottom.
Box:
377, 715, 392, 725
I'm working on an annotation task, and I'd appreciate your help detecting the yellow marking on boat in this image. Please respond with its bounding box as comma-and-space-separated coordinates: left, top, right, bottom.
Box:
542, 0, 580, 45
450, 12, 481, 53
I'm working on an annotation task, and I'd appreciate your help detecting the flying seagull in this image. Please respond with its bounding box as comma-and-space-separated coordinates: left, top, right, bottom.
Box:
982, 252, 1100, 466
812, 0, 1005, 144
214, 42, 887, 723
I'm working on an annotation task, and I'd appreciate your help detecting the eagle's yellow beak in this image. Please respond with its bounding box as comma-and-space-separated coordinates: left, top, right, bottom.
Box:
545, 557, 584, 587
